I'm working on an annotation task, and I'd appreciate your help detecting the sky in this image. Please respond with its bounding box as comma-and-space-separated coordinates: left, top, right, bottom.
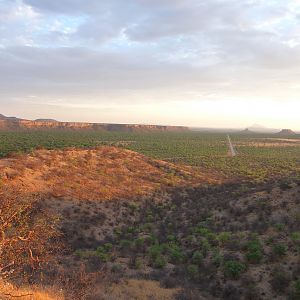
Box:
0, 0, 300, 129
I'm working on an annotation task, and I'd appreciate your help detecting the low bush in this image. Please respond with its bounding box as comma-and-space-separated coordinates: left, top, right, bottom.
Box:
191, 251, 203, 265
120, 239, 132, 250
153, 255, 167, 269
291, 232, 300, 243
223, 260, 246, 280
187, 264, 199, 281
96, 247, 110, 262
290, 280, 300, 300
274, 223, 285, 231
212, 249, 222, 267
245, 239, 263, 264
148, 244, 163, 260
218, 232, 231, 245
273, 243, 287, 257
133, 257, 143, 269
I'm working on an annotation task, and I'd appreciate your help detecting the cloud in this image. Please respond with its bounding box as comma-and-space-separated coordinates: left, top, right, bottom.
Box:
0, 42, 299, 106
22, 0, 104, 14
0, 0, 299, 128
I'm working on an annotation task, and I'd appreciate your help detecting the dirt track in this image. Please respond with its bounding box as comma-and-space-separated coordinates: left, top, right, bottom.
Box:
227, 134, 237, 156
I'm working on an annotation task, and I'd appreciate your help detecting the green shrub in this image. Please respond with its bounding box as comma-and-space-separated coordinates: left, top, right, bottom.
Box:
96, 246, 110, 262
274, 224, 285, 231
223, 260, 246, 280
291, 232, 300, 253
128, 203, 138, 211
147, 234, 157, 245
120, 239, 132, 250
103, 243, 113, 252
187, 264, 199, 280
96, 246, 105, 253
96, 252, 109, 262
113, 227, 122, 236
273, 243, 287, 257
192, 251, 203, 265
245, 239, 263, 264
207, 232, 218, 244
148, 244, 163, 260
291, 280, 300, 299
146, 213, 154, 222
134, 257, 143, 269
167, 244, 185, 264
291, 232, 300, 243
126, 226, 137, 234
167, 222, 174, 230
201, 238, 211, 257
212, 249, 222, 267
218, 232, 231, 245
167, 235, 176, 242
187, 234, 197, 244
266, 236, 274, 245
74, 249, 87, 258
134, 237, 145, 250
143, 223, 154, 232
195, 227, 211, 236
153, 255, 167, 268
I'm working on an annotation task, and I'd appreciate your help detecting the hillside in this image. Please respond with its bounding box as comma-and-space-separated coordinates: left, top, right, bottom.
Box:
1, 145, 299, 299
0, 147, 218, 200
0, 147, 221, 299
0, 114, 189, 132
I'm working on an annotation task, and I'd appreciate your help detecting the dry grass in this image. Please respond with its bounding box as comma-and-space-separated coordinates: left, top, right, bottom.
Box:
0, 147, 221, 201
237, 138, 300, 148
0, 279, 64, 300
97, 279, 181, 300
0, 186, 61, 280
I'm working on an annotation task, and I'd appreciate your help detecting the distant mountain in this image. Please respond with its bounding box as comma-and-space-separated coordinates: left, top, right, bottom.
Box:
276, 129, 296, 136
0, 114, 21, 121
238, 128, 256, 135
0, 114, 189, 133
247, 124, 279, 133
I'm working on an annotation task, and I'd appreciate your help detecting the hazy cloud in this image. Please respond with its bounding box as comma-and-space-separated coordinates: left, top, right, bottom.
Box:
0, 0, 300, 127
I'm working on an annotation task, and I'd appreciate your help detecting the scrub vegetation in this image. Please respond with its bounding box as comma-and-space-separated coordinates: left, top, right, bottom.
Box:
0, 131, 299, 299
0, 131, 299, 183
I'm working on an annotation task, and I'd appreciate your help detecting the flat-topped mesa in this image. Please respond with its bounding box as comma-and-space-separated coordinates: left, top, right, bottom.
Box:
34, 119, 58, 122
0, 117, 189, 132
276, 129, 296, 136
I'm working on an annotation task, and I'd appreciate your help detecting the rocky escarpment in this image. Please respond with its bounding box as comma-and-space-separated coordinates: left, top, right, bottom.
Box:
0, 115, 189, 132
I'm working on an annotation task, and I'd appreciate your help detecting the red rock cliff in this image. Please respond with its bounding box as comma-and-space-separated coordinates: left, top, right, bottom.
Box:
0, 119, 189, 132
